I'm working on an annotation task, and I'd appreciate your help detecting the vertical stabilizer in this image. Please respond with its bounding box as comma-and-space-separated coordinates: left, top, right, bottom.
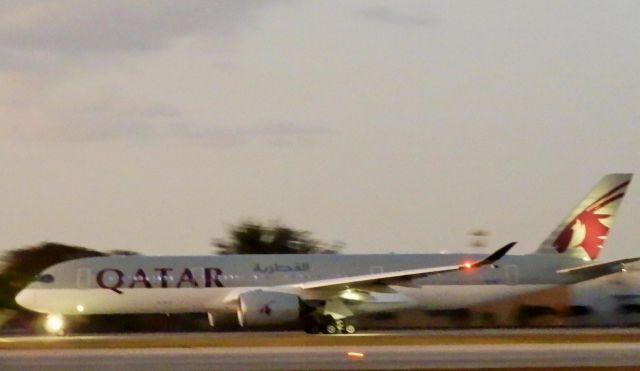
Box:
534, 173, 632, 261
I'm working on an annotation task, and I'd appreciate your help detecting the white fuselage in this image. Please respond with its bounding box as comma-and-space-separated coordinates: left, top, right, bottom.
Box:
15, 253, 585, 316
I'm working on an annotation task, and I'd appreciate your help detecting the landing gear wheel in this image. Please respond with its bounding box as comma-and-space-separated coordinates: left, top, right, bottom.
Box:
343, 324, 356, 334
324, 324, 338, 334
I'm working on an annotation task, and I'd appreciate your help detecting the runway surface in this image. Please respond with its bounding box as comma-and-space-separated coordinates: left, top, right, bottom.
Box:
3, 343, 640, 370
2, 329, 640, 370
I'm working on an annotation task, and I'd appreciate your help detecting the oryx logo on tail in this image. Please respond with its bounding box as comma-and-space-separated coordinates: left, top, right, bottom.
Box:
553, 178, 631, 260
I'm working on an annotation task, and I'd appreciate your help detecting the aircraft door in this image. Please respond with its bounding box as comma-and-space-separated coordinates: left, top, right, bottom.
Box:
77, 268, 91, 289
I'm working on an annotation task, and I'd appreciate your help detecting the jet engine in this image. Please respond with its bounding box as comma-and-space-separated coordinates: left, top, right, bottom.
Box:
237, 290, 301, 327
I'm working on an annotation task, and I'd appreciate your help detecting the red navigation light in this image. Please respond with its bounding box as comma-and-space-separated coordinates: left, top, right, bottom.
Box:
462, 261, 472, 269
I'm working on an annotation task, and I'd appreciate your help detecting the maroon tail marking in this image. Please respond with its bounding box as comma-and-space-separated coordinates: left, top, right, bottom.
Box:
553, 181, 629, 260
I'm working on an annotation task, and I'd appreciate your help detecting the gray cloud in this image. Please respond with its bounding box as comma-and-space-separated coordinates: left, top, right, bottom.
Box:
356, 6, 430, 27
0, 1, 278, 143
0, 1, 273, 54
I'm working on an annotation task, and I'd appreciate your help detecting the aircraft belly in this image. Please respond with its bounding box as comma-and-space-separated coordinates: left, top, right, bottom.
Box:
30, 288, 232, 315
31, 284, 556, 317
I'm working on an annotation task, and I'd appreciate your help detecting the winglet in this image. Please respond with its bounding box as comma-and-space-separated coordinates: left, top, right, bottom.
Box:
471, 242, 516, 268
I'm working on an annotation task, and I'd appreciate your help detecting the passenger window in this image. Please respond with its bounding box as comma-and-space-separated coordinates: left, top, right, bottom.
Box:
36, 274, 55, 283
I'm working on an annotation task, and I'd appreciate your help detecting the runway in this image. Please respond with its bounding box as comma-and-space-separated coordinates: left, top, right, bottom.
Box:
3, 343, 640, 370
2, 329, 640, 370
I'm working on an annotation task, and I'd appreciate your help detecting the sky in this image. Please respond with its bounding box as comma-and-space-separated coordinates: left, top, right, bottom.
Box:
0, 0, 638, 260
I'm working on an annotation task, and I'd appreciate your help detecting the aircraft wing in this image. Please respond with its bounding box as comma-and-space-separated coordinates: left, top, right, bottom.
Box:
295, 242, 516, 290
556, 257, 640, 276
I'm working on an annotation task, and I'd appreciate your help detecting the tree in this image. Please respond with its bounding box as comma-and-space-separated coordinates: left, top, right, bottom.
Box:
213, 220, 342, 255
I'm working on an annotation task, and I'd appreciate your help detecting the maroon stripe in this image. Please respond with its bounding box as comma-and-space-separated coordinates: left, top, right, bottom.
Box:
585, 180, 630, 211
592, 192, 625, 212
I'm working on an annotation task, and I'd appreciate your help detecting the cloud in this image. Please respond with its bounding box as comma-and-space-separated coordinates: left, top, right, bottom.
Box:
167, 122, 332, 147
7, 89, 332, 145
0, 1, 290, 144
356, 6, 430, 27
51, 121, 159, 142
0, 1, 272, 54
27, 112, 332, 146
33, 89, 331, 144
0, 75, 178, 141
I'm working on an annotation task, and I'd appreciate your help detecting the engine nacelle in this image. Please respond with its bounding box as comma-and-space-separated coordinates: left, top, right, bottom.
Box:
237, 291, 301, 327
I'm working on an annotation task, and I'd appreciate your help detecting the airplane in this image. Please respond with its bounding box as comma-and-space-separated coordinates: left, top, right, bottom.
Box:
15, 173, 637, 335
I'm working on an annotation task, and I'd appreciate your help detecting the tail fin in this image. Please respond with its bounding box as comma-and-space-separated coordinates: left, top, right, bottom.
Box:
534, 173, 632, 261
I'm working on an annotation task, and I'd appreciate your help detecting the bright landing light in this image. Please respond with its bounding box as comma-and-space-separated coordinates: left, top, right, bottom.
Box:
44, 314, 64, 334
76, 304, 85, 312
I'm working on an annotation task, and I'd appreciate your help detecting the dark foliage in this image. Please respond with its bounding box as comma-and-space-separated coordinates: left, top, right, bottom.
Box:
107, 249, 140, 256
213, 220, 342, 255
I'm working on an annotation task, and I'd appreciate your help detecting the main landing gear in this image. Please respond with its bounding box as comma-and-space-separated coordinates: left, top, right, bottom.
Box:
304, 319, 357, 335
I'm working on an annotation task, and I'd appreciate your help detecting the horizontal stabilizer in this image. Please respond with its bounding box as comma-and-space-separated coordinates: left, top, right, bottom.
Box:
556, 257, 640, 277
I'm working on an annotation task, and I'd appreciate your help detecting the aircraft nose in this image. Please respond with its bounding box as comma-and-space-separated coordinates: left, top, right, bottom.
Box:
15, 288, 35, 310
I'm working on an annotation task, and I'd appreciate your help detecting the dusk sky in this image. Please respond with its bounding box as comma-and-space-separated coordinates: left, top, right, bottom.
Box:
1, 1, 638, 260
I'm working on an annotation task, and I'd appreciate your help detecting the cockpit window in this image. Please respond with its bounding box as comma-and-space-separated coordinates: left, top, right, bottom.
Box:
36, 274, 55, 283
